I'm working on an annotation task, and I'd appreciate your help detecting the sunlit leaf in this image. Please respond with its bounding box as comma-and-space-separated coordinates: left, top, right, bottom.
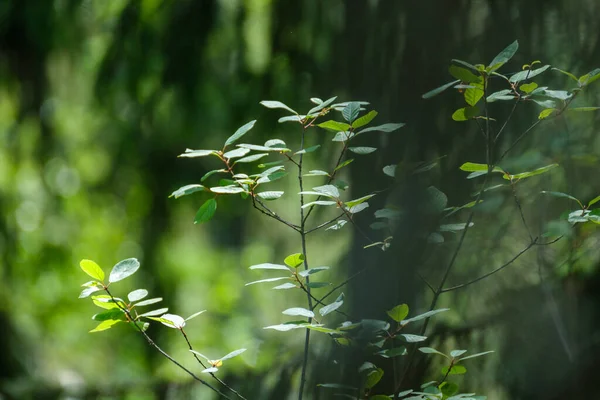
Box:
509, 65, 550, 83
178, 149, 217, 158
257, 191, 284, 200
80, 259, 105, 281
318, 120, 351, 132
109, 258, 140, 283
224, 120, 257, 147
249, 263, 291, 271
170, 184, 205, 199
128, 289, 148, 302
282, 307, 314, 318
402, 308, 450, 324
133, 297, 163, 307
488, 40, 518, 70
400, 334, 428, 343
386, 304, 409, 322
245, 277, 291, 286
186, 310, 207, 321
352, 110, 378, 129
260, 101, 297, 114
89, 319, 121, 333
458, 350, 494, 361
223, 147, 250, 159
210, 185, 245, 194
284, 253, 305, 268
234, 153, 269, 164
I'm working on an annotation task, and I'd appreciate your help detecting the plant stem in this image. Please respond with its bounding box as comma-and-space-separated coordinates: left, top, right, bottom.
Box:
297, 124, 313, 400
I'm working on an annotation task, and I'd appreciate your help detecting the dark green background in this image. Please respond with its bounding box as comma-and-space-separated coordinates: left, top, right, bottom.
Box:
1, 1, 599, 399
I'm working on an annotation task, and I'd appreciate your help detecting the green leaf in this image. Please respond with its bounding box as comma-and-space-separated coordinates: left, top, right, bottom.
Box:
348, 146, 377, 155
109, 258, 140, 283
400, 334, 427, 343
541, 191, 582, 207
441, 365, 467, 376
320, 298, 344, 316
487, 89, 516, 102
178, 149, 217, 158
210, 185, 245, 194
488, 40, 518, 69
509, 65, 550, 83
79, 286, 103, 298
237, 143, 290, 152
552, 67, 578, 81
249, 263, 291, 271
358, 123, 405, 134
128, 289, 148, 302
313, 184, 340, 198
138, 307, 169, 318
149, 313, 186, 329
298, 266, 330, 277
334, 159, 354, 172
569, 107, 600, 112
308, 96, 338, 115
318, 120, 351, 132
194, 198, 217, 224
331, 131, 355, 142
383, 165, 396, 177
376, 347, 408, 358
257, 171, 287, 184
519, 82, 538, 94
449, 65, 480, 83
80, 259, 105, 281
418, 347, 448, 358
364, 368, 384, 389
317, 383, 357, 390
422, 80, 461, 99
133, 297, 163, 307
302, 200, 337, 209
458, 350, 494, 361
257, 191, 284, 200
342, 102, 361, 123
273, 282, 297, 290
532, 98, 557, 109
439, 223, 474, 232
304, 170, 329, 177
440, 382, 459, 397
234, 153, 269, 164
224, 120, 257, 147
201, 169, 227, 182
579, 68, 600, 86
92, 308, 124, 321
282, 307, 314, 318
260, 100, 297, 114
284, 253, 305, 268
345, 194, 375, 208
185, 310, 207, 321
452, 59, 480, 72
223, 147, 250, 159
452, 106, 478, 121
450, 349, 468, 358
464, 86, 484, 106
387, 304, 409, 322
402, 308, 450, 324
90, 319, 121, 333
506, 164, 558, 180
352, 110, 378, 129
425, 186, 448, 213
459, 162, 505, 174
245, 277, 291, 286
295, 144, 321, 155
588, 195, 600, 207
220, 348, 247, 361
170, 184, 205, 199
278, 115, 303, 123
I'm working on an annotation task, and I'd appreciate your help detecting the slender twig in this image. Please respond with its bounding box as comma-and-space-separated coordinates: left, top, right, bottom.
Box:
510, 182, 533, 241
104, 289, 230, 399
297, 123, 313, 400
297, 280, 351, 319
498, 119, 542, 162
181, 330, 248, 400
251, 196, 301, 232
417, 272, 436, 294
494, 97, 520, 143
318, 266, 370, 304
304, 213, 345, 234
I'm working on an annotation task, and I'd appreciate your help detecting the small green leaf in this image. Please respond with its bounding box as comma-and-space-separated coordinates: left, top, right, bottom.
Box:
439, 382, 459, 397
422, 80, 461, 99
260, 101, 297, 114
245, 277, 291, 286
109, 258, 140, 283
334, 159, 354, 172
201, 169, 227, 182
459, 162, 505, 174
257, 191, 284, 200
257, 171, 287, 184
295, 145, 321, 155
249, 263, 291, 271
488, 40, 519, 70
89, 319, 121, 333
170, 184, 205, 199
441, 365, 467, 375
80, 259, 105, 281
210, 185, 245, 194
284, 253, 305, 268
449, 65, 480, 83
234, 153, 269, 164
178, 149, 217, 158
342, 102, 361, 123
464, 86, 484, 106
588, 195, 600, 207
376, 347, 408, 358
273, 283, 297, 290
220, 348, 247, 361
278, 115, 303, 123
318, 120, 351, 132
128, 289, 148, 302
319, 298, 344, 316
345, 194, 375, 208
452, 106, 478, 121
519, 82, 538, 94
439, 222, 474, 232
313, 184, 340, 198
133, 297, 163, 307
304, 170, 329, 177
418, 347, 449, 358
400, 334, 427, 343
185, 310, 207, 321
552, 67, 578, 82
223, 147, 250, 159
541, 191, 582, 207
194, 198, 217, 224
450, 349, 468, 358
402, 308, 450, 324
308, 96, 338, 115
224, 120, 257, 147
487, 89, 515, 102
386, 304, 409, 322
359, 123, 405, 134
138, 307, 169, 318
458, 350, 494, 361
506, 164, 558, 180
352, 110, 378, 129
509, 65, 550, 83
237, 143, 290, 152
298, 266, 330, 277
282, 307, 314, 318
348, 146, 377, 155
92, 308, 124, 321
364, 368, 384, 389
79, 286, 102, 298
383, 165, 396, 177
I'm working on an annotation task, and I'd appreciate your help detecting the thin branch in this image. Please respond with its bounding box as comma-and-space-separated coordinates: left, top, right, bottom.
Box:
494, 97, 520, 143
304, 213, 345, 234
417, 272, 435, 294
181, 330, 248, 400
498, 119, 542, 162
104, 289, 230, 399
251, 196, 301, 232
297, 280, 351, 319
318, 266, 370, 304
510, 182, 533, 241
